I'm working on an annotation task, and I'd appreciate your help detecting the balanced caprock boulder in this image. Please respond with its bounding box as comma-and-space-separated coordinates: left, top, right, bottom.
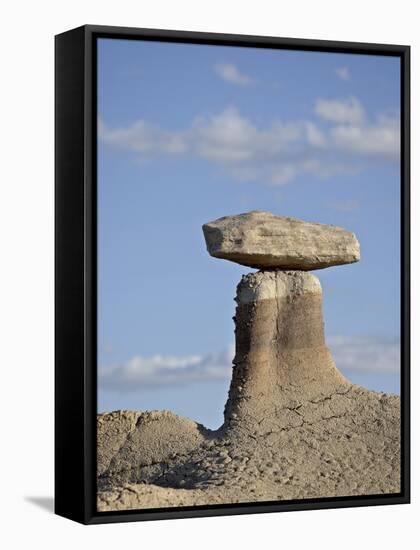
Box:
202, 210, 360, 270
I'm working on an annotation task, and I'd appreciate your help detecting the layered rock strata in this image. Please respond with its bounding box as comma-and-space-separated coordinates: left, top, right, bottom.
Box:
223, 270, 350, 433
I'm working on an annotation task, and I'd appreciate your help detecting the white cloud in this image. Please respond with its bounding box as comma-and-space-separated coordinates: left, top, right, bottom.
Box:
99, 345, 234, 391
305, 122, 327, 147
98, 118, 188, 154
327, 335, 400, 374
99, 336, 399, 392
331, 113, 400, 160
192, 107, 261, 162
191, 108, 306, 167
336, 67, 351, 81
99, 98, 400, 185
314, 97, 365, 125
214, 63, 254, 86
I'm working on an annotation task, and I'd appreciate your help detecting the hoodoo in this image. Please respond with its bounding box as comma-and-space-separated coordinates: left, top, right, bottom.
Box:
97, 211, 400, 511
204, 212, 357, 432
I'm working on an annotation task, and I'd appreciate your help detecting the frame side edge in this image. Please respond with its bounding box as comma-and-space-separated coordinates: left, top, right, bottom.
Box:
401, 45, 411, 502
55, 26, 88, 524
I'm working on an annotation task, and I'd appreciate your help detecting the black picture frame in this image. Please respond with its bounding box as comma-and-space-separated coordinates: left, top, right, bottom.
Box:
55, 24, 410, 525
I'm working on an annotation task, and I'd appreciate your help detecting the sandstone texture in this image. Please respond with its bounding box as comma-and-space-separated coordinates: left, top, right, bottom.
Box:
97, 213, 399, 512
202, 211, 360, 270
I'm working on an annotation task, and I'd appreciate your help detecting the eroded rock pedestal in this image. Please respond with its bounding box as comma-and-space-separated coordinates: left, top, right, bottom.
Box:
97, 213, 400, 511
224, 270, 349, 434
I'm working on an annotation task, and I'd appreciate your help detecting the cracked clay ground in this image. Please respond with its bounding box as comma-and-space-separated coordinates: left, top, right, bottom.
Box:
97, 382, 400, 511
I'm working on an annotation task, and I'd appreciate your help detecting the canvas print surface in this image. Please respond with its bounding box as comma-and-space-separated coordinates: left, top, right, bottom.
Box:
96, 38, 401, 511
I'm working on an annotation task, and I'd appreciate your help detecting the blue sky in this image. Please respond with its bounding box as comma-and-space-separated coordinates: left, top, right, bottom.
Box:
97, 38, 401, 428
